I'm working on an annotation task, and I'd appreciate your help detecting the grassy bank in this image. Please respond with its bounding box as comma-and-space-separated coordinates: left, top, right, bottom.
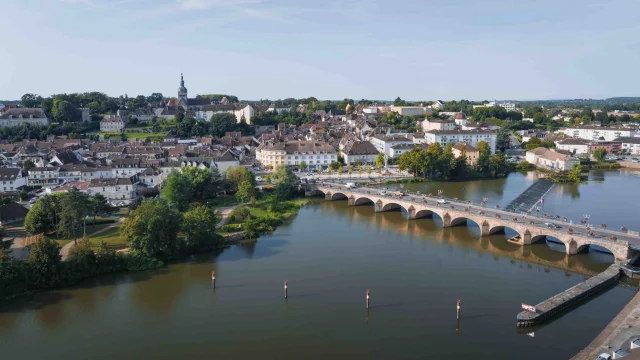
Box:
220, 196, 309, 238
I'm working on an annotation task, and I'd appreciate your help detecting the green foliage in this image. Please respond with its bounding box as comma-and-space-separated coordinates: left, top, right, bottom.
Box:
376, 153, 385, 169
272, 165, 298, 200
28, 237, 61, 288
22, 159, 35, 172
52, 98, 81, 123
236, 180, 257, 203
25, 197, 57, 234
220, 224, 243, 232
229, 207, 251, 222
567, 164, 583, 183
56, 188, 91, 240
210, 113, 238, 137
162, 169, 193, 212
225, 166, 255, 192
182, 204, 222, 251
196, 94, 239, 103
593, 148, 607, 162
121, 198, 183, 260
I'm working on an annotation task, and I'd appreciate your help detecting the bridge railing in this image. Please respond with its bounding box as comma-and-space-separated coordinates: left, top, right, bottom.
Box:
312, 183, 636, 239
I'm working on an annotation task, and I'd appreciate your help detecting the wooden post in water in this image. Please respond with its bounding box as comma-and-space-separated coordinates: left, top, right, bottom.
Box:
212, 271, 216, 289
457, 299, 461, 320
284, 280, 288, 299
366, 289, 370, 309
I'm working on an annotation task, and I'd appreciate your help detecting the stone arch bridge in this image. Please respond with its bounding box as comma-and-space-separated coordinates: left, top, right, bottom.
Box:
304, 183, 636, 262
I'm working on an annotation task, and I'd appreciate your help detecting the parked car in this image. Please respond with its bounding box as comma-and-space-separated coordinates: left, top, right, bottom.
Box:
345, 182, 356, 189
545, 222, 561, 229
378, 191, 387, 196
437, 199, 448, 204
255, 176, 263, 182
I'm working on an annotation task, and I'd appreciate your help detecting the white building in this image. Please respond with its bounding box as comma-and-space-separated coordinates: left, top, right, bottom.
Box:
424, 130, 498, 154
388, 144, 416, 159
342, 141, 379, 165
526, 148, 580, 171
100, 115, 125, 132
614, 137, 640, 155
499, 102, 516, 111
0, 108, 50, 127
431, 100, 445, 110
390, 106, 431, 117
422, 118, 456, 132
554, 138, 589, 155
369, 135, 414, 156
28, 167, 61, 188
256, 141, 337, 170
0, 168, 27, 192
563, 127, 635, 142
195, 104, 254, 124
88, 177, 137, 203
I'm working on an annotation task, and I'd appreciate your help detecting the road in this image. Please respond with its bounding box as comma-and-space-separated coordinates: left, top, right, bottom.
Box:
317, 182, 640, 247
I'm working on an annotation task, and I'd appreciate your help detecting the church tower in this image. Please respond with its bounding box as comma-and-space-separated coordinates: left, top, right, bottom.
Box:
177, 73, 188, 110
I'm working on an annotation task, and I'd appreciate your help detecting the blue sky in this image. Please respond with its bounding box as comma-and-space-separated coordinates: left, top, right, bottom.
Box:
1, 0, 639, 101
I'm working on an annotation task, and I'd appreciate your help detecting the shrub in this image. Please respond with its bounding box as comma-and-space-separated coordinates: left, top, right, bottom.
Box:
229, 207, 251, 221
220, 224, 243, 232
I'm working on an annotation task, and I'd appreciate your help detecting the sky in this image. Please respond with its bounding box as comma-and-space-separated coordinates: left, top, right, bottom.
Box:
1, 0, 639, 101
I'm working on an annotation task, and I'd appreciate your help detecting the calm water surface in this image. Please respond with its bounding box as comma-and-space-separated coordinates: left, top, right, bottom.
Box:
1, 171, 639, 359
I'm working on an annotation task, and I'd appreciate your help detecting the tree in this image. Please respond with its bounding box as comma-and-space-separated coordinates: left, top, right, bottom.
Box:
329, 161, 342, 171
567, 164, 583, 182
28, 237, 61, 288
147, 93, 164, 102
477, 141, 491, 175
25, 196, 62, 235
497, 128, 511, 151
122, 198, 182, 259
236, 180, 257, 203
299, 161, 307, 172
57, 188, 91, 242
67, 236, 96, 272
593, 148, 607, 162
20, 93, 43, 108
89, 193, 111, 222
210, 113, 237, 137
182, 204, 221, 251
182, 166, 214, 200
375, 153, 385, 169
272, 165, 298, 200
161, 170, 193, 212
52, 98, 79, 123
225, 166, 255, 192
367, 166, 372, 177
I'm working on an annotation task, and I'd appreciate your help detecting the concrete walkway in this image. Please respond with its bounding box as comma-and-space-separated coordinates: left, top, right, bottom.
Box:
216, 204, 243, 228
572, 289, 640, 359
60, 218, 125, 260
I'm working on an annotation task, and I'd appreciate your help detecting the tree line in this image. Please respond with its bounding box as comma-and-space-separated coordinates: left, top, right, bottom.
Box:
397, 141, 511, 180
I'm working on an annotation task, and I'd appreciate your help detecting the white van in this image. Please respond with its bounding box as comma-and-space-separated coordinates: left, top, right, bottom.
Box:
345, 182, 355, 189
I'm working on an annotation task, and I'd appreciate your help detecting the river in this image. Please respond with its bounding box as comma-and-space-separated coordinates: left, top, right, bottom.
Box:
1, 170, 639, 359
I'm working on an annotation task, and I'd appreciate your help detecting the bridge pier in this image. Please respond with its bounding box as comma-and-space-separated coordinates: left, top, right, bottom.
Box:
325, 192, 332, 201
348, 196, 355, 206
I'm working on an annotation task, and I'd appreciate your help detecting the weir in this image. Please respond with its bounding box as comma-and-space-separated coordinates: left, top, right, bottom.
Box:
504, 179, 555, 213
516, 264, 621, 327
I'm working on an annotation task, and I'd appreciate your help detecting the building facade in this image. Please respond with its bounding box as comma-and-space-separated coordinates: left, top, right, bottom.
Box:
0, 108, 50, 127
424, 130, 498, 154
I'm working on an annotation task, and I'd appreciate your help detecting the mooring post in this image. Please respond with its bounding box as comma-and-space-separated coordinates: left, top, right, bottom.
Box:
284, 280, 288, 299
212, 271, 216, 289
457, 299, 461, 320
366, 289, 370, 309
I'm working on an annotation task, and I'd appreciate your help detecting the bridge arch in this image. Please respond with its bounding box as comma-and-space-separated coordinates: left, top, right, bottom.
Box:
330, 192, 348, 200
381, 201, 404, 212
354, 196, 374, 206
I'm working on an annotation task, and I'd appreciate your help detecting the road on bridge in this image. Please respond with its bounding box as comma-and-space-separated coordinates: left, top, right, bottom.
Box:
312, 182, 640, 248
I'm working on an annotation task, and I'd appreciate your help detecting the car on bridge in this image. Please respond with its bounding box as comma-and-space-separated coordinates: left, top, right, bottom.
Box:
545, 222, 561, 229
437, 199, 448, 204
378, 190, 387, 196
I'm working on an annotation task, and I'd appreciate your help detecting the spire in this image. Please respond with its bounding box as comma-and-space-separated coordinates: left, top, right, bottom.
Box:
180, 73, 184, 87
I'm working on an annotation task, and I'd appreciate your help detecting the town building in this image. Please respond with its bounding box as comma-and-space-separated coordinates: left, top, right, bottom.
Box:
390, 106, 431, 117
525, 147, 580, 171
424, 130, 498, 154
554, 138, 590, 155
452, 143, 479, 165
563, 127, 635, 142
369, 135, 414, 156
342, 141, 379, 166
0, 168, 27, 193
28, 167, 62, 188
431, 100, 445, 110
256, 141, 337, 170
0, 108, 50, 127
421, 118, 456, 132
88, 177, 137, 203
614, 137, 640, 155
100, 115, 125, 132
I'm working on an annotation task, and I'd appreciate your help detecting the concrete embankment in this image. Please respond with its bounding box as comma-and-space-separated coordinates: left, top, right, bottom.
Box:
517, 264, 621, 327
572, 289, 640, 359
505, 179, 554, 213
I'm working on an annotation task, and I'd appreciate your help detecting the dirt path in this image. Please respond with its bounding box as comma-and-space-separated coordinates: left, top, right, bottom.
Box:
60, 218, 125, 260
216, 204, 243, 228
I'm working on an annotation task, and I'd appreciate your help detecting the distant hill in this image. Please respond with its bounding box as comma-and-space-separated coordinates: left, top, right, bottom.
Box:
516, 97, 640, 107
0, 100, 20, 105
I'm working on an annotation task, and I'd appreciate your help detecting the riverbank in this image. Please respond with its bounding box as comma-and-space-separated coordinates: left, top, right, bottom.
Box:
572, 289, 640, 359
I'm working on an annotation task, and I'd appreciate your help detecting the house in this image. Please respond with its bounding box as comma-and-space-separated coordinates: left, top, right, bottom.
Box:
422, 118, 456, 132
388, 143, 416, 159
453, 112, 468, 126
431, 100, 445, 110
525, 147, 580, 171
0, 203, 30, 226
424, 130, 498, 154
368, 135, 414, 156
614, 137, 640, 155
452, 143, 479, 165
88, 177, 137, 203
342, 141, 379, 166
111, 158, 146, 178
256, 140, 337, 170
554, 138, 590, 155
390, 106, 431, 117
195, 104, 255, 124
0, 168, 27, 193
563, 127, 635, 142
28, 167, 61, 188
214, 150, 240, 173
49, 149, 81, 166
139, 166, 163, 187
267, 102, 291, 114
100, 115, 125, 132
0, 108, 50, 127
